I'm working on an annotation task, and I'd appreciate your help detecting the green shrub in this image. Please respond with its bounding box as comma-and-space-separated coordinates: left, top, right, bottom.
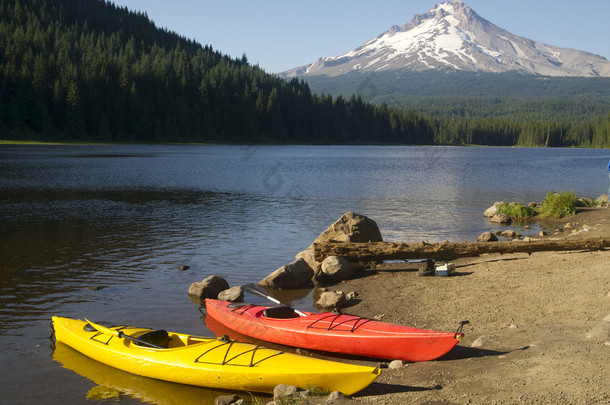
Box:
538, 191, 578, 219
498, 202, 537, 220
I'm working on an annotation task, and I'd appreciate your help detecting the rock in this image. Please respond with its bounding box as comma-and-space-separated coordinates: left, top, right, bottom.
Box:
477, 231, 498, 242
490, 214, 511, 224
471, 336, 486, 347
596, 194, 609, 203
308, 212, 383, 249
178, 265, 190, 271
214, 394, 241, 405
500, 230, 519, 239
299, 390, 312, 398
273, 384, 301, 400
295, 249, 321, 274
188, 275, 230, 300
483, 202, 504, 217
259, 258, 314, 290
217, 286, 244, 302
388, 359, 405, 369
320, 256, 354, 280
539, 230, 548, 236
316, 290, 347, 309
84, 286, 106, 290
470, 335, 500, 348
327, 391, 349, 401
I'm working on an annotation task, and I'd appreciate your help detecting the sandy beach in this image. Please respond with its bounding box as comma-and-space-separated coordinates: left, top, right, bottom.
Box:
300, 206, 610, 404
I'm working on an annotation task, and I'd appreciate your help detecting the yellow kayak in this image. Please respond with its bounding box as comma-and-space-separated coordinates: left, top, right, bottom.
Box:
52, 316, 381, 395
53, 342, 236, 404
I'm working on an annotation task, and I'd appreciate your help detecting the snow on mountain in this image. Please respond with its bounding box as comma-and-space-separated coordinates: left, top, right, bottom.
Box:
280, 1, 610, 78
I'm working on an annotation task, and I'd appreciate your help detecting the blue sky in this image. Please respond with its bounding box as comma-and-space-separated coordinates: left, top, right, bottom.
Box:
110, 0, 610, 74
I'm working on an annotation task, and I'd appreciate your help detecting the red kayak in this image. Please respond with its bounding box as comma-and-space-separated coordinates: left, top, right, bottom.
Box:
204, 298, 465, 362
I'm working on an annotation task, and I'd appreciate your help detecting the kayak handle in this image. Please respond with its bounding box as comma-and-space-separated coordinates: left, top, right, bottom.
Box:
454, 320, 469, 339
373, 363, 389, 374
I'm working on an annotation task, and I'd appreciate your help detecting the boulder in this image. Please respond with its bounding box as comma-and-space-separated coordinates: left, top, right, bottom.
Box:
483, 202, 504, 217
320, 256, 354, 280
500, 230, 519, 239
218, 286, 244, 302
327, 391, 349, 401
597, 194, 609, 203
388, 360, 405, 369
295, 249, 321, 274
188, 275, 229, 300
476, 231, 498, 242
308, 212, 382, 249
273, 384, 302, 401
316, 290, 347, 309
214, 394, 242, 405
576, 197, 593, 207
259, 258, 314, 290
490, 214, 511, 224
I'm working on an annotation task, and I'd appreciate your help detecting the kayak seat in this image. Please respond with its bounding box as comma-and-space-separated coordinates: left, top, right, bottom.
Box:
263, 306, 299, 319
134, 330, 170, 348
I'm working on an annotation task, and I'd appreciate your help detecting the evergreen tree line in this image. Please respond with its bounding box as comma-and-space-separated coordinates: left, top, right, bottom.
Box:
304, 70, 610, 122
1, 0, 609, 147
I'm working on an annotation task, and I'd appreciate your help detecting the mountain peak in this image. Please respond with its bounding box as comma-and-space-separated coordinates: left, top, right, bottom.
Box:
281, 1, 610, 78
407, 0, 474, 25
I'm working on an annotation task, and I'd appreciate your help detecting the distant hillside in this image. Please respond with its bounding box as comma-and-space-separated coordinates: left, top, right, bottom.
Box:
0, 0, 428, 144
303, 70, 610, 121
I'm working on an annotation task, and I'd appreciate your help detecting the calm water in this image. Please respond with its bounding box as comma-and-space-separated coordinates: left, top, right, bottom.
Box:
1, 144, 608, 404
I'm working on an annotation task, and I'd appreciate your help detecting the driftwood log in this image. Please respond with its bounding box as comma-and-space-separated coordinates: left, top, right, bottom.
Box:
313, 238, 610, 263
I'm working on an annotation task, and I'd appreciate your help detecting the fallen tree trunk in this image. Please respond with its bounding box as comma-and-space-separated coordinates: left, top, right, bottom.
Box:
313, 238, 610, 262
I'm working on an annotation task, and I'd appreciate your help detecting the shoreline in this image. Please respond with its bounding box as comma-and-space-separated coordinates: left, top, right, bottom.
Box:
298, 206, 610, 404
3, 139, 610, 150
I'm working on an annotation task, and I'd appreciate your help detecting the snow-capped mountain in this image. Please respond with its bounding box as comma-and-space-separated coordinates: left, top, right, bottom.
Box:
281, 1, 610, 78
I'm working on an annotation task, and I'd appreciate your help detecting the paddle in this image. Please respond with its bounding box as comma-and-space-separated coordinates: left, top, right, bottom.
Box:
84, 318, 164, 349
242, 284, 307, 316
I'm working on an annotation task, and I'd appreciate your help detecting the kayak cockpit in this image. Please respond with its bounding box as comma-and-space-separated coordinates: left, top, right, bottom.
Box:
132, 330, 170, 348
262, 306, 300, 319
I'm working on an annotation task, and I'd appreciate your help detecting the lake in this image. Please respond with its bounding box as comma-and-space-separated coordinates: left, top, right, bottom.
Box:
1, 144, 608, 403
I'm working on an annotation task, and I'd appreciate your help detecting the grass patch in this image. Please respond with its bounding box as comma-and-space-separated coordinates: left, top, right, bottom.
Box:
495, 191, 596, 221
498, 202, 537, 220
307, 385, 331, 397
538, 191, 578, 219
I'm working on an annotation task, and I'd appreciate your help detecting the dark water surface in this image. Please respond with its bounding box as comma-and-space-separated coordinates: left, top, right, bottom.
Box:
1, 144, 608, 403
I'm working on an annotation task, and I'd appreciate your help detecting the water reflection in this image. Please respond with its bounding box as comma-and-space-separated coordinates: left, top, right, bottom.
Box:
53, 342, 260, 405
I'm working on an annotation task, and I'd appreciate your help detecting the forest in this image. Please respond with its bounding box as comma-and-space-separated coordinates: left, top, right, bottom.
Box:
1, 0, 609, 147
